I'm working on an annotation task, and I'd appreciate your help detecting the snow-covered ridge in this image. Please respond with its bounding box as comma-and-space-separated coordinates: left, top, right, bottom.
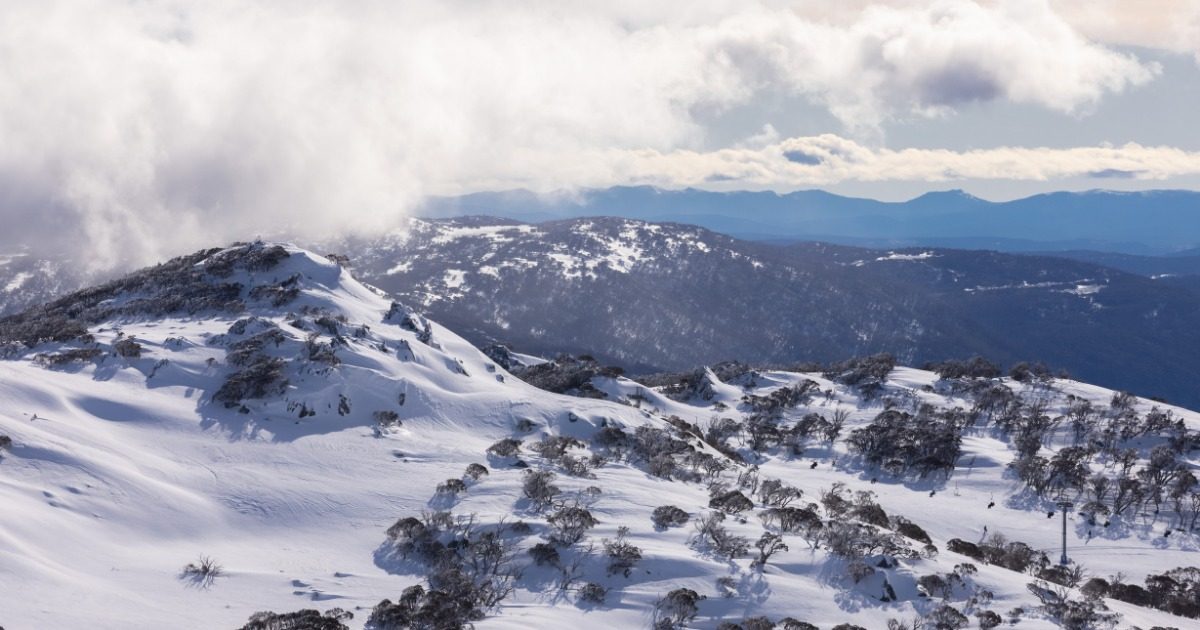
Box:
0, 243, 1196, 629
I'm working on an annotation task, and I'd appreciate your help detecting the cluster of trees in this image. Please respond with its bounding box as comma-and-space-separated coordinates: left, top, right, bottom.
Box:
940, 370, 1200, 528
1026, 580, 1118, 630
247, 273, 301, 307
925, 356, 1001, 381
1082, 566, 1200, 619
998, 397, 1198, 527
374, 510, 524, 628
32, 347, 103, 367
505, 354, 623, 399
4, 243, 295, 357
636, 361, 758, 401
845, 408, 963, 478
212, 322, 290, 409
946, 532, 1048, 574
240, 608, 353, 630
823, 353, 896, 399
740, 380, 820, 416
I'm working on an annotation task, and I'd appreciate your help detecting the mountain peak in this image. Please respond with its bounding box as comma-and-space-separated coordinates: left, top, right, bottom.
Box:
909, 188, 987, 204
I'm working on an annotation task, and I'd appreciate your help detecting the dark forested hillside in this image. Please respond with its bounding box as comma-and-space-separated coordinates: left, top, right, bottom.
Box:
337, 216, 1200, 407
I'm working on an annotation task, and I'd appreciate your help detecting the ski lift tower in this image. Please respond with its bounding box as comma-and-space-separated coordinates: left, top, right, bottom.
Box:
1056, 499, 1075, 565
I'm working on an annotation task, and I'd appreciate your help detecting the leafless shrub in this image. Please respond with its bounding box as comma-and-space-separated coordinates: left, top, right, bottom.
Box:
181, 555, 223, 587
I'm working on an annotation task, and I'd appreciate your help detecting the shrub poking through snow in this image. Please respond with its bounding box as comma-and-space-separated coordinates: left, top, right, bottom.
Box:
975, 610, 1002, 629
528, 542, 561, 567
180, 555, 223, 587
522, 470, 561, 509
709, 489, 754, 514
753, 532, 788, 568
548, 506, 598, 545
692, 511, 750, 559
436, 478, 467, 496
654, 588, 704, 630
578, 582, 608, 605
214, 357, 287, 408
652, 505, 690, 529
487, 438, 522, 458
603, 526, 642, 577
892, 516, 933, 545
373, 410, 401, 430
464, 463, 489, 480
113, 337, 142, 358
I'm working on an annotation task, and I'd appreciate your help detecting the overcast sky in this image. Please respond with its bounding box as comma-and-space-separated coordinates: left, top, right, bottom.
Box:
1, 1, 1199, 267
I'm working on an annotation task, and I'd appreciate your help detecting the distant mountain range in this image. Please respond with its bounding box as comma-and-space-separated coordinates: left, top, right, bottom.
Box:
419, 187, 1200, 254
340, 216, 1200, 407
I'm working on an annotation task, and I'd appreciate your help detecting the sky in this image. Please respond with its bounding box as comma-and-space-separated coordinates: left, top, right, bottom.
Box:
1, 0, 1199, 268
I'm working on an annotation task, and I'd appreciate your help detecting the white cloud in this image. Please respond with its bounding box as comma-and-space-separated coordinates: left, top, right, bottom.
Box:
0, 0, 1179, 268
570, 135, 1200, 189
1051, 0, 1200, 63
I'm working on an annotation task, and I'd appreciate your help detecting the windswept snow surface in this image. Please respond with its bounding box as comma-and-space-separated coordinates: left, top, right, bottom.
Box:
0, 244, 1196, 629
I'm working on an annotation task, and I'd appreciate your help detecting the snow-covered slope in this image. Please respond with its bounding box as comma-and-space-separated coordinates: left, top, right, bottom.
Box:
0, 243, 1196, 629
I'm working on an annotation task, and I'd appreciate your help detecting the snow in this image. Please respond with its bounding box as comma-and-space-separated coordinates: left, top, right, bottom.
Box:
385, 261, 412, 275
875, 252, 937, 262
0, 244, 1195, 629
965, 279, 1105, 294
430, 224, 539, 245
3, 271, 31, 292
442, 269, 467, 289
1062, 283, 1104, 296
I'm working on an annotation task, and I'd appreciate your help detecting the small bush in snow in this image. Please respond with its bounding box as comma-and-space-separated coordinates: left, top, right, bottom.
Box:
740, 617, 774, 630
752, 532, 788, 568
709, 490, 754, 514
891, 516, 933, 545
373, 410, 401, 430
758, 479, 803, 508
548, 506, 598, 545
487, 438, 522, 458
180, 555, 223, 587
436, 478, 467, 496
529, 435, 586, 461
559, 454, 594, 478
578, 582, 608, 605
652, 505, 690, 529
975, 610, 1002, 629
0, 434, 11, 452
528, 542, 561, 567
522, 470, 561, 509
603, 526, 642, 577
113, 337, 142, 358
760, 507, 822, 540
214, 357, 287, 407
692, 511, 750, 559
653, 588, 704, 630
464, 463, 488, 480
